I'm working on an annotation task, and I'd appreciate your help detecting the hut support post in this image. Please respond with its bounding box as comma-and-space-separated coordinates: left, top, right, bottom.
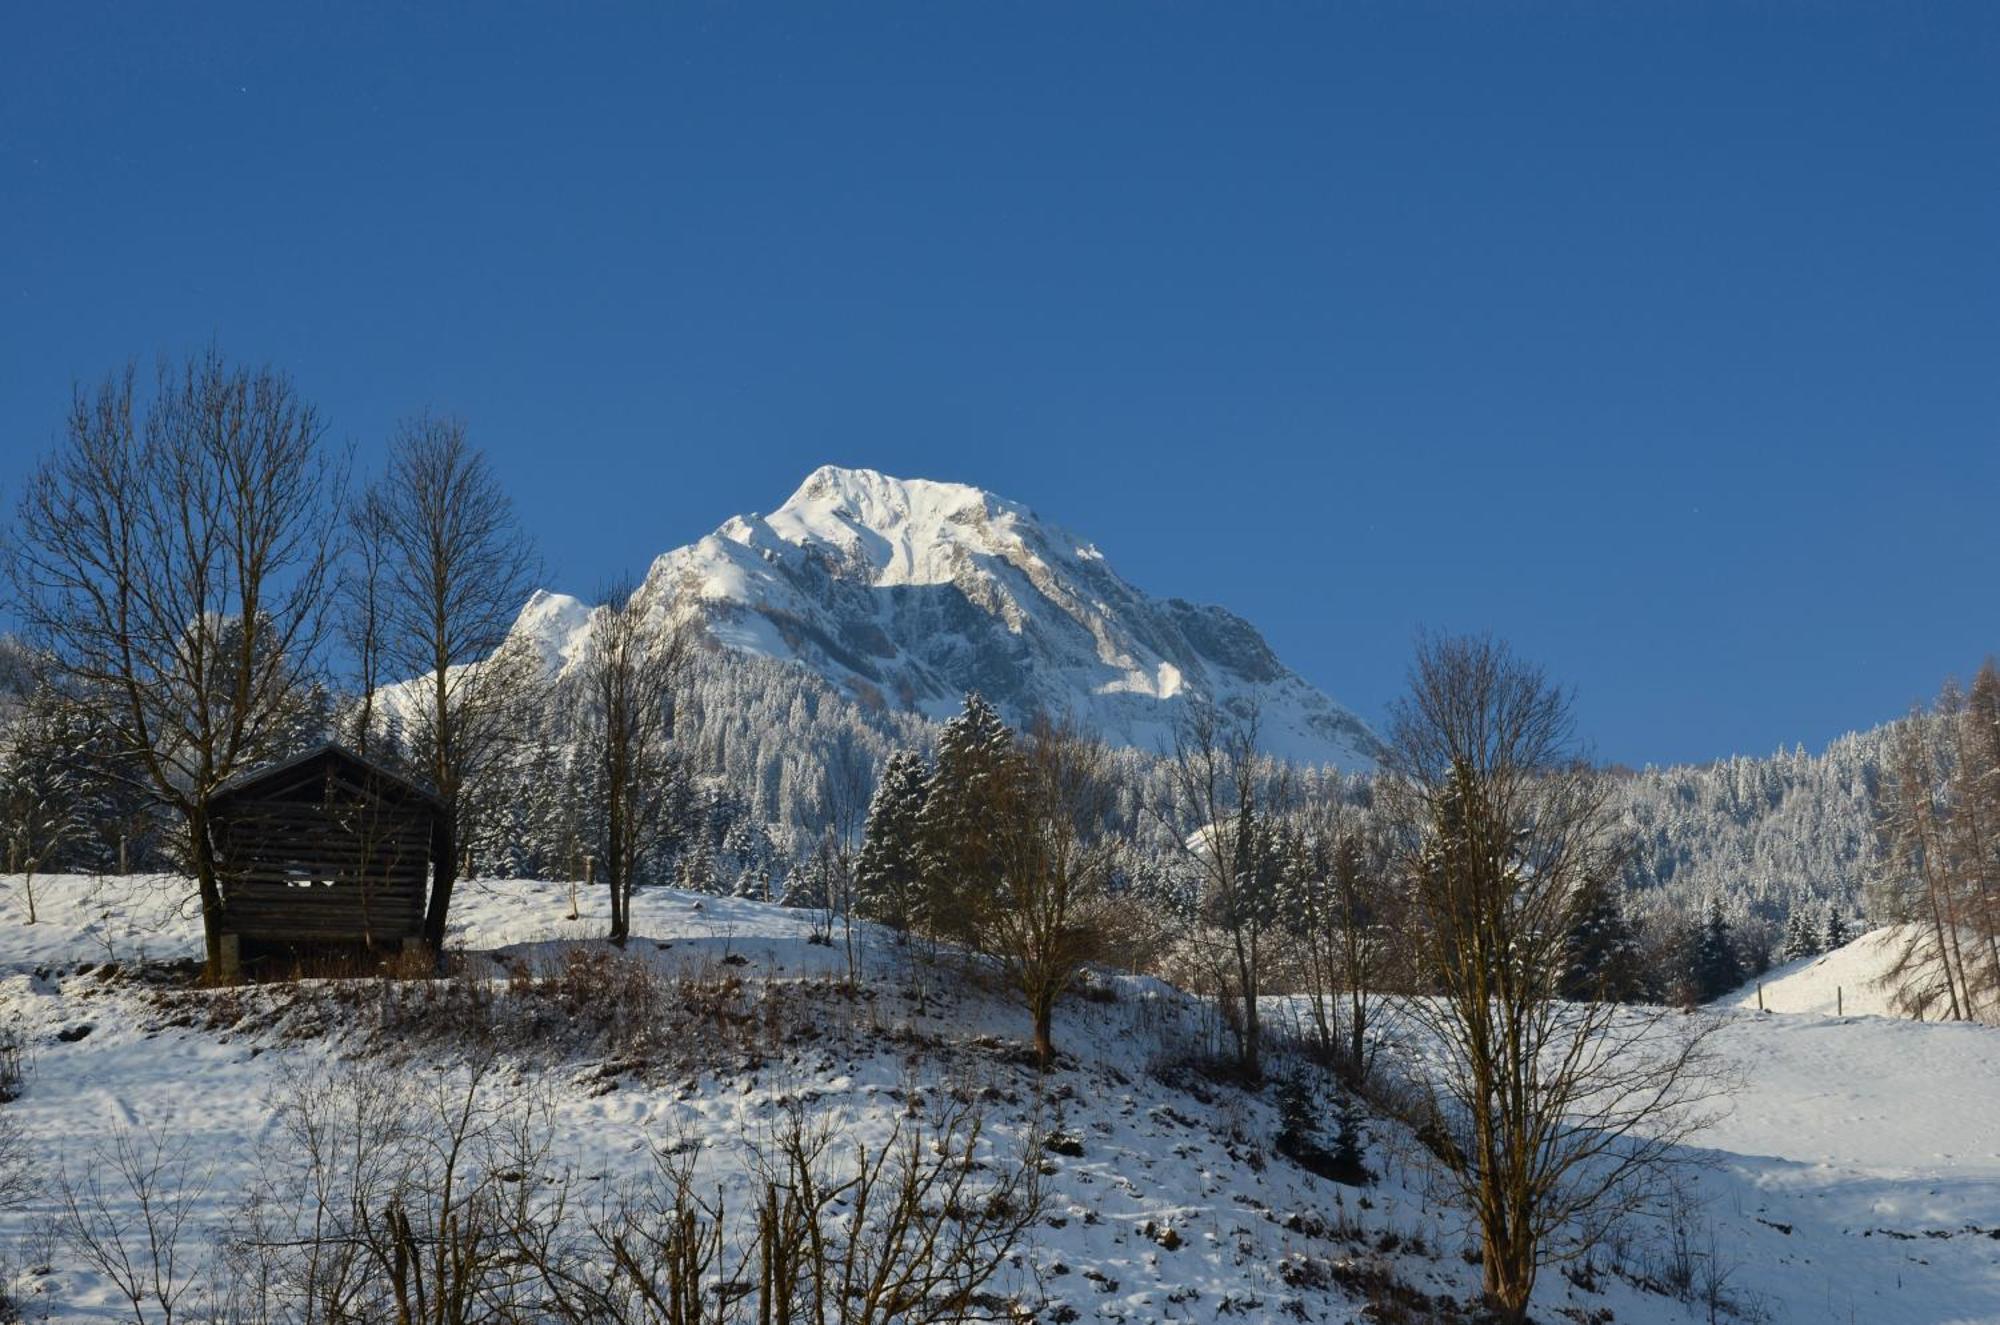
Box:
219, 933, 242, 983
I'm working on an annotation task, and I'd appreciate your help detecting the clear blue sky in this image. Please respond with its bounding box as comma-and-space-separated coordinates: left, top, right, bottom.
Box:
4, 3, 1995, 768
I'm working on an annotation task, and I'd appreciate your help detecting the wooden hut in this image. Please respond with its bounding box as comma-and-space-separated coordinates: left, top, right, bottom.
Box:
208, 743, 444, 976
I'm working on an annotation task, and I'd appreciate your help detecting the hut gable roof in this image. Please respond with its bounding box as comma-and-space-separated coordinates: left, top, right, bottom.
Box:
210, 742, 442, 812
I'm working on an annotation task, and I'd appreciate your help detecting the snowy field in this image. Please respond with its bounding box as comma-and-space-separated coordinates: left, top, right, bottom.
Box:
2, 873, 1998, 1323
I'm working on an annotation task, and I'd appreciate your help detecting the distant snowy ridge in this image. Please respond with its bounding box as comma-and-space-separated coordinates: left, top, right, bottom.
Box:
510, 466, 1379, 768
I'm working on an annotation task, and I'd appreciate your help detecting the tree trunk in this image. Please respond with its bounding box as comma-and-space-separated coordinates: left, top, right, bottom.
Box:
424, 811, 456, 952
1033, 995, 1055, 1070
609, 873, 630, 946
190, 810, 226, 980
1480, 1189, 1536, 1325
1236, 931, 1261, 1080
607, 786, 629, 945
1348, 986, 1367, 1085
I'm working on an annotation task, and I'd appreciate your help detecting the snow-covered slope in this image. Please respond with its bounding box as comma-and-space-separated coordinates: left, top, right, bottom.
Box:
1722, 925, 1920, 1019
519, 466, 1379, 768
7, 874, 2000, 1323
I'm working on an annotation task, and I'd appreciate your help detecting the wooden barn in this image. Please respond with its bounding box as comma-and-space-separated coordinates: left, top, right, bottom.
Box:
208, 743, 444, 976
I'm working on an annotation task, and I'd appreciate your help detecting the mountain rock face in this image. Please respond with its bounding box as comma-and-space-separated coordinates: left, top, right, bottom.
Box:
518, 466, 1379, 768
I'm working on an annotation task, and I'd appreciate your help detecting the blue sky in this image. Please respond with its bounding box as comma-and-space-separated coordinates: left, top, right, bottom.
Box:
3, 3, 1995, 767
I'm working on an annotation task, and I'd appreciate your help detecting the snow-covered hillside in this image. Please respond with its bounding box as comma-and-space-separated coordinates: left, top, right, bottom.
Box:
1721, 925, 1918, 1019
4, 874, 2000, 1322
510, 467, 1379, 768
1612, 728, 1889, 926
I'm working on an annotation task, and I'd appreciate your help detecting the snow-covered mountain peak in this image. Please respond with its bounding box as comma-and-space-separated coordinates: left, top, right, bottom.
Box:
780, 464, 1006, 527
756, 465, 1033, 589
544, 468, 1379, 768
507, 590, 595, 671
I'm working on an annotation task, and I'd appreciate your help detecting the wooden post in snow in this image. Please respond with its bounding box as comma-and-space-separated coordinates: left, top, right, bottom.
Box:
1837, 986, 1843, 1017
1757, 982, 1764, 1013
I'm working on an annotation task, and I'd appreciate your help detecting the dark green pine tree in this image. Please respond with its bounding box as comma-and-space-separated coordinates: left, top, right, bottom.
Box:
1823, 904, 1852, 951
1559, 875, 1643, 1001
917, 693, 1017, 941
854, 748, 931, 932
1691, 897, 1744, 1002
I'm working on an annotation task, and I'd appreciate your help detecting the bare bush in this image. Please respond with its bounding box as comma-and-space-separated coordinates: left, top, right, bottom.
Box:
230, 1052, 544, 1323
328, 945, 792, 1074
54, 1126, 213, 1325
228, 1059, 1043, 1324
0, 1111, 34, 1215
0, 1028, 23, 1106
751, 1091, 1043, 1324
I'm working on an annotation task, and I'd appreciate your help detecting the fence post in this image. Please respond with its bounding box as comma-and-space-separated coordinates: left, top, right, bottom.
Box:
1837, 986, 1842, 1017
1757, 982, 1764, 1013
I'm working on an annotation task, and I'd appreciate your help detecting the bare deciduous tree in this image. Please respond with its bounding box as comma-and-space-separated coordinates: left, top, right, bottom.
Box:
979, 714, 1123, 1068
1154, 702, 1285, 1079
1873, 663, 2000, 1023
337, 487, 394, 760
574, 581, 688, 945
818, 732, 875, 984
1282, 789, 1396, 1085
1876, 706, 1971, 1019
1381, 634, 1724, 1324
5, 354, 342, 977
364, 414, 538, 950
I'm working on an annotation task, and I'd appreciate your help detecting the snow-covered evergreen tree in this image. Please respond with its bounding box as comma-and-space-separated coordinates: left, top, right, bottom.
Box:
0, 675, 162, 875
853, 748, 930, 932
0, 688, 86, 889
1780, 907, 1822, 964
730, 863, 768, 902
1561, 876, 1644, 1001
778, 855, 829, 910
677, 833, 718, 895
917, 694, 1016, 940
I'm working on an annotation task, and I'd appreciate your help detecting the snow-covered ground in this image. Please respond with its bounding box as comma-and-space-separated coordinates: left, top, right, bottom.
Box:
1722, 926, 1912, 1019
2, 875, 1998, 1323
